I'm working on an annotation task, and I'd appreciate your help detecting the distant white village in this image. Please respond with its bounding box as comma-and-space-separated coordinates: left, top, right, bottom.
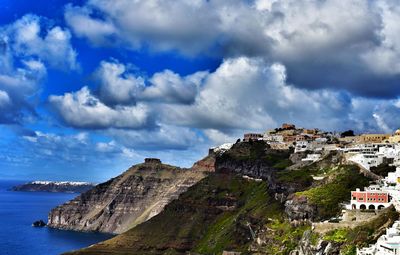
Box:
216, 123, 400, 255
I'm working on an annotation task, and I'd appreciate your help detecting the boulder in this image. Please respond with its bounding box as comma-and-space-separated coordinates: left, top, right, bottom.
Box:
32, 220, 46, 227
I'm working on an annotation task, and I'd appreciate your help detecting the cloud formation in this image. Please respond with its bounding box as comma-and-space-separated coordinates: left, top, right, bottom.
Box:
0, 15, 77, 124
4, 14, 78, 70
49, 86, 153, 129
94, 60, 207, 106
49, 56, 400, 151
64, 0, 400, 98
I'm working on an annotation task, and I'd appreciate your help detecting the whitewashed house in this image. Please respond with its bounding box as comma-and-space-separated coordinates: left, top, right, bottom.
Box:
358, 221, 400, 255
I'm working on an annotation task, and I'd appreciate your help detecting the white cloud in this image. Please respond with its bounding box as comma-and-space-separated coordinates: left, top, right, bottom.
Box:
0, 14, 78, 124
65, 0, 220, 54
48, 55, 400, 160
107, 124, 201, 150
0, 90, 11, 107
49, 86, 152, 129
162, 57, 352, 132
94, 60, 207, 105
0, 59, 46, 123
373, 113, 391, 133
96, 60, 145, 105
64, 4, 116, 46
64, 0, 400, 97
203, 129, 239, 146
141, 70, 207, 104
361, 1, 400, 75
6, 15, 78, 70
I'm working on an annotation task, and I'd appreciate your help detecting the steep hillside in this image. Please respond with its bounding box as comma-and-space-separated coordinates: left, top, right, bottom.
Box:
48, 158, 206, 234
64, 141, 378, 254
292, 206, 399, 255
65, 173, 296, 255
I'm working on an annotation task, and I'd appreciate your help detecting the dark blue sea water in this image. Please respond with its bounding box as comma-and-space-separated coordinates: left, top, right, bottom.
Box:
0, 180, 113, 255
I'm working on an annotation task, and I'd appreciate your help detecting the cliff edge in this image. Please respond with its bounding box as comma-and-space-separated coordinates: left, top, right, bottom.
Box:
48, 158, 209, 234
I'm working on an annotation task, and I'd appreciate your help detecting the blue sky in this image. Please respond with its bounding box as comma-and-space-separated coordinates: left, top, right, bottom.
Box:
2, 0, 400, 182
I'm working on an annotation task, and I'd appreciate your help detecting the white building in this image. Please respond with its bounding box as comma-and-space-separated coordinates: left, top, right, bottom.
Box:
345, 143, 400, 170
301, 154, 321, 162
358, 221, 400, 255
295, 141, 310, 153
263, 134, 284, 143
385, 168, 400, 186
210, 143, 234, 154
348, 153, 384, 170
350, 186, 392, 211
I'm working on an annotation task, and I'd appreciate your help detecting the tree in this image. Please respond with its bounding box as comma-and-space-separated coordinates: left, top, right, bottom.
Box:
341, 130, 355, 137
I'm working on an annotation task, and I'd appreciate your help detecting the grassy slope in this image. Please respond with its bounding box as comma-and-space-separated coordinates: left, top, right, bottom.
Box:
218, 140, 292, 165
65, 173, 291, 255
296, 165, 371, 219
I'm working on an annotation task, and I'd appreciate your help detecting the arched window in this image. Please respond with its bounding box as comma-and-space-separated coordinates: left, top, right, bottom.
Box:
368, 204, 375, 210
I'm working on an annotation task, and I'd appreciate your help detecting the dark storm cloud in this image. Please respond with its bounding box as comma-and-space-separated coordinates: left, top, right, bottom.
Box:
64, 0, 400, 98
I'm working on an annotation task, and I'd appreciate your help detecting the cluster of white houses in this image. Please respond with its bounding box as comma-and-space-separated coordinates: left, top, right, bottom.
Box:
244, 124, 400, 166
242, 124, 400, 254
358, 221, 400, 255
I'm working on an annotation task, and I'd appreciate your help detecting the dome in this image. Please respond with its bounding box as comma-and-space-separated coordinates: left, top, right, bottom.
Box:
395, 129, 400, 135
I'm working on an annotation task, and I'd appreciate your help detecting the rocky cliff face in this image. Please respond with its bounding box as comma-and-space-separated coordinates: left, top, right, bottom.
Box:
285, 195, 317, 221
48, 159, 206, 234
61, 141, 382, 255
64, 173, 282, 255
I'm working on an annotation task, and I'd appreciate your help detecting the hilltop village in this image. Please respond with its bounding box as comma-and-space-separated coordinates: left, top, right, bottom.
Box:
233, 124, 400, 255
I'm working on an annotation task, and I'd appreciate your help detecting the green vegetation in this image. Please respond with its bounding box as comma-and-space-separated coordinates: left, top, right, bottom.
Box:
68, 173, 304, 255
296, 165, 370, 219
276, 151, 346, 191
193, 179, 279, 254
370, 163, 396, 177
219, 140, 292, 166
324, 228, 349, 243
66, 144, 378, 255
273, 158, 293, 170
276, 167, 314, 188
262, 221, 310, 254
320, 206, 399, 255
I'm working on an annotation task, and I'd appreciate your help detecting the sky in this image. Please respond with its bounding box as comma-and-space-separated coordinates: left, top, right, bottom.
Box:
2, 0, 400, 181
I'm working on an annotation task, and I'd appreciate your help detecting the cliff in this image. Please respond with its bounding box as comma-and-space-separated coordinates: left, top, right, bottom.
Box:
63, 141, 379, 254
64, 141, 301, 254
64, 173, 288, 255
11, 181, 95, 193
48, 158, 207, 234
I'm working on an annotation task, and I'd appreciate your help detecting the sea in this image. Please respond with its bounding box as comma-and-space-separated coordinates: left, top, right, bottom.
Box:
0, 180, 114, 255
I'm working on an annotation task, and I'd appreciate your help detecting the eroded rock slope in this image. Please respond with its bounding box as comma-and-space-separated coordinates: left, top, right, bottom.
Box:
48, 158, 208, 234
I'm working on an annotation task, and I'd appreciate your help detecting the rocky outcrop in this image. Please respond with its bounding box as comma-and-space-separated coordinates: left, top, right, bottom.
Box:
191, 153, 216, 172
285, 195, 317, 222
48, 158, 206, 234
290, 230, 341, 255
32, 220, 46, 227
12, 181, 95, 193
